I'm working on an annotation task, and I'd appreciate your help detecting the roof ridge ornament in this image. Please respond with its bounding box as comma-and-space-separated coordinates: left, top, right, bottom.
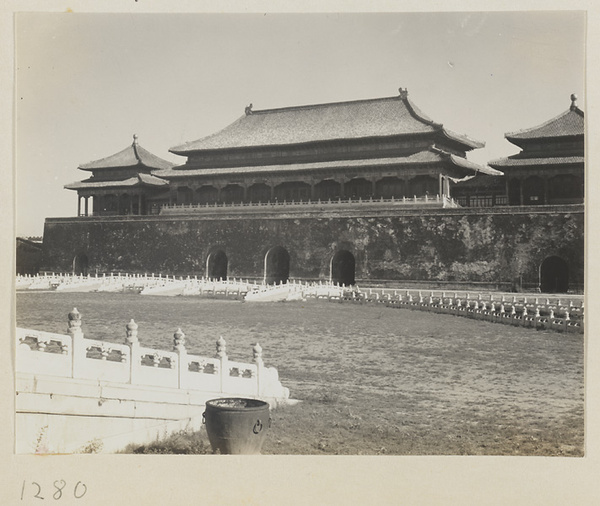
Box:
398, 88, 408, 99
133, 134, 139, 146
570, 93, 578, 111
245, 103, 253, 115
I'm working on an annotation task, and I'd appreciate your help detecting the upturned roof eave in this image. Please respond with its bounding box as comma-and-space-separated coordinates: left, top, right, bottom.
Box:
450, 159, 502, 176
434, 148, 499, 176
440, 128, 485, 150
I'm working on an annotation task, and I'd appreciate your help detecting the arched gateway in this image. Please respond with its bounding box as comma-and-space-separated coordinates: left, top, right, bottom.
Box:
206, 250, 228, 280
540, 256, 569, 293
330, 250, 356, 286
264, 246, 290, 285
72, 253, 89, 276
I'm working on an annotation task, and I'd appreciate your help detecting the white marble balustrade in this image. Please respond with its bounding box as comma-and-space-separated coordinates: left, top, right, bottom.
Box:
16, 308, 290, 400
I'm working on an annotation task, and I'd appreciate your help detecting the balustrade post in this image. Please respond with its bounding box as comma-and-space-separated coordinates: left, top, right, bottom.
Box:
216, 336, 228, 393
68, 308, 84, 379
534, 307, 541, 329
564, 311, 571, 333
252, 342, 264, 396
125, 319, 140, 385
173, 328, 187, 389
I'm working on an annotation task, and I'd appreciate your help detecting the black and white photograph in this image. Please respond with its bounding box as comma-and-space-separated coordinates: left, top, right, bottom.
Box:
3, 2, 599, 505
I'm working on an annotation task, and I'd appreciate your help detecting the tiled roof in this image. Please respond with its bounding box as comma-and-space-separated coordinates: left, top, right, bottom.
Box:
138, 173, 169, 185
447, 154, 502, 175
79, 136, 174, 171
64, 174, 168, 190
506, 106, 584, 142
488, 155, 584, 169
154, 148, 495, 178
170, 92, 484, 154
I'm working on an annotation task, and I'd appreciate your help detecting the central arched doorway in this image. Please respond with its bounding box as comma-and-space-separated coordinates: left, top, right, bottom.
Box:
206, 250, 228, 280
73, 253, 89, 276
330, 250, 355, 286
540, 256, 569, 293
264, 246, 290, 285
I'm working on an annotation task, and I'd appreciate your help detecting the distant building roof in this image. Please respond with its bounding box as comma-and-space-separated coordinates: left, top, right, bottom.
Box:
506, 95, 584, 143
79, 135, 174, 171
156, 148, 497, 179
170, 89, 484, 154
65, 173, 168, 190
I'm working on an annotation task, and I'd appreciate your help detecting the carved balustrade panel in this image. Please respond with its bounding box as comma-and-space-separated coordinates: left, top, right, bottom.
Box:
16, 328, 72, 377
79, 337, 131, 383
135, 346, 179, 388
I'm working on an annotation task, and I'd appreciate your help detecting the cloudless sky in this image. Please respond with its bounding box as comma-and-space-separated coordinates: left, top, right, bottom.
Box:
15, 11, 585, 236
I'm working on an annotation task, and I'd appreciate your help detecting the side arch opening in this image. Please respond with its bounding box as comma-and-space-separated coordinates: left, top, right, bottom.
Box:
264, 246, 290, 285
540, 256, 569, 293
73, 253, 89, 276
330, 250, 355, 286
206, 250, 228, 280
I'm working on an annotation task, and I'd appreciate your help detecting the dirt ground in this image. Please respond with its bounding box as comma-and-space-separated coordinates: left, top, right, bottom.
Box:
260, 303, 584, 456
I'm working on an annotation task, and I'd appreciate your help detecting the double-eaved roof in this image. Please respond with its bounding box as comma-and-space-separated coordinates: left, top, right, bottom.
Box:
66, 135, 171, 192
170, 90, 484, 154
489, 95, 584, 170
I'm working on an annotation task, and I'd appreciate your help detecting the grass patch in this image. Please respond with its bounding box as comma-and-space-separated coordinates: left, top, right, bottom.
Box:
120, 431, 211, 454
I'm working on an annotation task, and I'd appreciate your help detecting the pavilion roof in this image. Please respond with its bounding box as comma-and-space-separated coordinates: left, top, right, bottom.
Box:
79, 135, 174, 171
170, 89, 484, 155
506, 96, 584, 143
155, 148, 497, 179
64, 173, 168, 191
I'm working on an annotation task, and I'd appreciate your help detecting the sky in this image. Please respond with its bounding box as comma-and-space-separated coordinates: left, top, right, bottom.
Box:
15, 11, 585, 237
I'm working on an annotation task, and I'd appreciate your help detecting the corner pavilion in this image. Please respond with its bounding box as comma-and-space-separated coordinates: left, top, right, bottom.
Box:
488, 94, 584, 206
64, 135, 173, 216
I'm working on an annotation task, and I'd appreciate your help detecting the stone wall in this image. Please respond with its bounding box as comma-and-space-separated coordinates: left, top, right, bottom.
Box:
41, 205, 584, 292
16, 238, 43, 275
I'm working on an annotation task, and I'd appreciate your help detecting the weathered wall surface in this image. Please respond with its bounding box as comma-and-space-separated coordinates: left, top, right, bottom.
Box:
16, 238, 42, 275
41, 205, 584, 291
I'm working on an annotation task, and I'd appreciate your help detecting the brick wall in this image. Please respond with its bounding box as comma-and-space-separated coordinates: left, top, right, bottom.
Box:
41, 205, 584, 292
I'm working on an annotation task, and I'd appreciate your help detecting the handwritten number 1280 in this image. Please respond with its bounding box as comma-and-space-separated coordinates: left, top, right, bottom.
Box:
21, 481, 87, 500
